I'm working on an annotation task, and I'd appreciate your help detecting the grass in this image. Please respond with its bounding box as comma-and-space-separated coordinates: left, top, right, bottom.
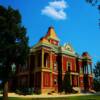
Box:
0, 95, 100, 100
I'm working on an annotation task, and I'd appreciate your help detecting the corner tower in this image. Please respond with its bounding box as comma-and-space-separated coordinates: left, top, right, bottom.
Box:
82, 52, 93, 91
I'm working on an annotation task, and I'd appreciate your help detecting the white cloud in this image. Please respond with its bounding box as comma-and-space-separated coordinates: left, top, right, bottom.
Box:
41, 0, 69, 20
49, 0, 67, 9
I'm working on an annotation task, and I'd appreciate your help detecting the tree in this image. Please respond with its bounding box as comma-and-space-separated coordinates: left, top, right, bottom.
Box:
63, 71, 72, 93
0, 5, 29, 100
86, 0, 100, 11
86, 0, 100, 26
93, 61, 100, 91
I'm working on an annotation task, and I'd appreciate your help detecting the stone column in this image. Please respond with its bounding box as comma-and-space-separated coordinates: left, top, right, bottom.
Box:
41, 71, 43, 89
87, 65, 88, 74
62, 55, 63, 72
50, 52, 53, 88
42, 49, 44, 68
41, 49, 44, 89
90, 64, 92, 74
88, 64, 91, 74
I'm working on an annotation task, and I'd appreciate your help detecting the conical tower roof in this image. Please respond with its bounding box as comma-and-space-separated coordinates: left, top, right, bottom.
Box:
39, 37, 50, 44
45, 26, 60, 41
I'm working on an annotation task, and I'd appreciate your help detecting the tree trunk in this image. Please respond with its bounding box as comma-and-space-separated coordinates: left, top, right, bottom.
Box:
3, 81, 8, 100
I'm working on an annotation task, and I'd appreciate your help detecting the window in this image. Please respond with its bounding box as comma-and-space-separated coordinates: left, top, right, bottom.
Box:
54, 78, 57, 85
44, 53, 49, 67
54, 62, 57, 71
67, 62, 71, 71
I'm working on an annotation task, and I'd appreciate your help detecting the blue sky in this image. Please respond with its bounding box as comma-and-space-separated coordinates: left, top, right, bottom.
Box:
0, 0, 100, 65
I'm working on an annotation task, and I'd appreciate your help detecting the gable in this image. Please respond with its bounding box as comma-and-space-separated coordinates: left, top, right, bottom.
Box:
61, 43, 75, 55
64, 44, 73, 52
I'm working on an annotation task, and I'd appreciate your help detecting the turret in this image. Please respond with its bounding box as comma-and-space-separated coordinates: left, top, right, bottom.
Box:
45, 26, 60, 45
82, 52, 92, 75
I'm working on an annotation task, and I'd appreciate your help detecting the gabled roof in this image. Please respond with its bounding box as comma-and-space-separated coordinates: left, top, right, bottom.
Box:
60, 43, 76, 56
63, 43, 75, 53
45, 26, 60, 41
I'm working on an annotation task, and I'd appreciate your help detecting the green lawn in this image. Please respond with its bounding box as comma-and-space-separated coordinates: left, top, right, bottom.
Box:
0, 95, 100, 100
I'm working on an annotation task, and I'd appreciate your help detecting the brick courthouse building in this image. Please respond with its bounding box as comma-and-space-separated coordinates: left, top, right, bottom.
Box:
13, 27, 93, 94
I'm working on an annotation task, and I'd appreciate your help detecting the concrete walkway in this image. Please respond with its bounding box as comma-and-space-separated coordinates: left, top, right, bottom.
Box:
0, 92, 99, 98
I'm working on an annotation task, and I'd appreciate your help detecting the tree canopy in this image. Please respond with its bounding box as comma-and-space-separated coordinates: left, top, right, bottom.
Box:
0, 5, 29, 81
0, 5, 29, 100
93, 61, 100, 91
86, 0, 100, 26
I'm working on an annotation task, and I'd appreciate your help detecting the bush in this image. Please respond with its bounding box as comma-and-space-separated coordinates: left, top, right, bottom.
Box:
72, 89, 78, 94
93, 79, 100, 91
0, 90, 3, 94
15, 88, 34, 95
0, 83, 3, 94
15, 89, 22, 94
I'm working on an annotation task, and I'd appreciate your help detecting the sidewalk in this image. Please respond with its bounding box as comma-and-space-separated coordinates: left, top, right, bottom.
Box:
0, 92, 97, 98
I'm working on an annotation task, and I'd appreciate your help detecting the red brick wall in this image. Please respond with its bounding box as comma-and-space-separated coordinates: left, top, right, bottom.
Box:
52, 54, 57, 71
89, 76, 93, 89
43, 72, 50, 87
73, 76, 78, 86
79, 76, 84, 88
63, 56, 67, 72
78, 61, 82, 73
62, 56, 76, 72
78, 61, 82, 68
